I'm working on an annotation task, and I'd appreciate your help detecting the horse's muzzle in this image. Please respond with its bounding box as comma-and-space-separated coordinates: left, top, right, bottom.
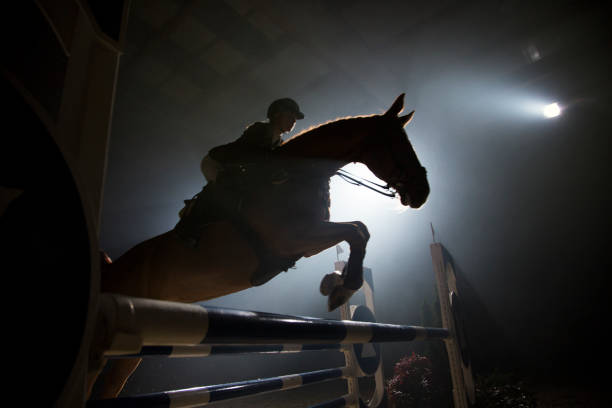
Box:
397, 184, 428, 208
400, 192, 411, 207
393, 182, 411, 207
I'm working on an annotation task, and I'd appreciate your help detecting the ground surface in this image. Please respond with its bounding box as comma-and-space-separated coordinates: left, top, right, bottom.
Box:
533, 385, 611, 408
209, 383, 611, 408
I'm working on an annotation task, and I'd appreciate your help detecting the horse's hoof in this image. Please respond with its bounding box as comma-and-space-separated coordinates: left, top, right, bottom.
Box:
327, 286, 356, 312
320, 271, 344, 296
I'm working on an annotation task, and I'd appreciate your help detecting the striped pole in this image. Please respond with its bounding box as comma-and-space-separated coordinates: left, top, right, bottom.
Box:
97, 293, 449, 355
87, 366, 353, 408
106, 343, 350, 358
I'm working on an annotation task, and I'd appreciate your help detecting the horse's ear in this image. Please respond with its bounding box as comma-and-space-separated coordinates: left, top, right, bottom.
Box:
398, 110, 415, 127
385, 93, 405, 117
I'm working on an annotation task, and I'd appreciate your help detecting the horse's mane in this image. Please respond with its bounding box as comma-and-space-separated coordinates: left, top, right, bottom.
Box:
281, 114, 378, 147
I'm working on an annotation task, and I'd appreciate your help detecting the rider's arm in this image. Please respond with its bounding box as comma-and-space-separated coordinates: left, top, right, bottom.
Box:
206, 123, 274, 172
239, 122, 272, 150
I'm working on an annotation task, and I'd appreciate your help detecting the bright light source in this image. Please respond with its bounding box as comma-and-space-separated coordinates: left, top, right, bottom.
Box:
542, 103, 561, 118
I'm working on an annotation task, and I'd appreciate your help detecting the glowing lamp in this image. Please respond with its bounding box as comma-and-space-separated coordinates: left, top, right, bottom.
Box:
542, 103, 561, 118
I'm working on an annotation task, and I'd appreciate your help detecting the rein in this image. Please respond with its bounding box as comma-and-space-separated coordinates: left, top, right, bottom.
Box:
335, 168, 397, 198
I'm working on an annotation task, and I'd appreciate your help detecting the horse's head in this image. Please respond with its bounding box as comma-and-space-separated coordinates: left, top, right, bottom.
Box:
363, 94, 430, 208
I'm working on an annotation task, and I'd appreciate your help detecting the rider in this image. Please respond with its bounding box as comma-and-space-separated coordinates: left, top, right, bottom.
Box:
176, 98, 304, 248
201, 98, 305, 183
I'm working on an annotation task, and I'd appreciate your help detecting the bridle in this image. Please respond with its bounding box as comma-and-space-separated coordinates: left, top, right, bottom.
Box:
335, 165, 427, 200
335, 168, 397, 198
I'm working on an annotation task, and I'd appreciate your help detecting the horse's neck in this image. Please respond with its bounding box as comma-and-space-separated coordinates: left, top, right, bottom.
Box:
279, 116, 375, 177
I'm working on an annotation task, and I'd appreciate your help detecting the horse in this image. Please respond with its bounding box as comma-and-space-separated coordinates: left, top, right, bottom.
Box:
88, 93, 429, 399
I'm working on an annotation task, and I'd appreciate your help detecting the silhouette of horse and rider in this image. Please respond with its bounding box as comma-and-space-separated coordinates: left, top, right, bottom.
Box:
91, 93, 429, 398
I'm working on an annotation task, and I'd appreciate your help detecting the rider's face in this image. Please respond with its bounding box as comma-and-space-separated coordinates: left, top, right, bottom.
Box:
275, 111, 297, 133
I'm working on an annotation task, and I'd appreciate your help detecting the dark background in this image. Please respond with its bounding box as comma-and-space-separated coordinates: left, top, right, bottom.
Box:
99, 0, 612, 398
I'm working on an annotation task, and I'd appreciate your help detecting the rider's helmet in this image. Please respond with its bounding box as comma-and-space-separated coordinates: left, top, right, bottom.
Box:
267, 98, 305, 120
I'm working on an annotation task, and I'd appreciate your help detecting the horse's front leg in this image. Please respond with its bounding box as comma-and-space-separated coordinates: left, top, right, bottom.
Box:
285, 220, 370, 311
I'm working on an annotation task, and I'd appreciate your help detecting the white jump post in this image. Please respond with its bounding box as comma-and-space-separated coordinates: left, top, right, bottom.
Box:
337, 261, 385, 408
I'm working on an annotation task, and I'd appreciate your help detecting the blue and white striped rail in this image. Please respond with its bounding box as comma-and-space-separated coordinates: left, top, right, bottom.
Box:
91, 264, 458, 407
87, 366, 354, 408
98, 294, 448, 355
106, 343, 350, 358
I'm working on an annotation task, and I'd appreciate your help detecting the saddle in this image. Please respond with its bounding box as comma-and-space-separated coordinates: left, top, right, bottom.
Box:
173, 168, 299, 286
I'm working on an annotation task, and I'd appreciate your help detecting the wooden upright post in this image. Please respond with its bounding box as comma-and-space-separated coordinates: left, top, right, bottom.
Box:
430, 243, 473, 408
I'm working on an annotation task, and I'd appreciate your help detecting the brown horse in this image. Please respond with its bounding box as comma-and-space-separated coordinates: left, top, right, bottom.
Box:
89, 94, 429, 399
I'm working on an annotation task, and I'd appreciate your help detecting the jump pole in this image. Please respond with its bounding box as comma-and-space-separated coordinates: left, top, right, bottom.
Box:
106, 343, 351, 359
92, 294, 448, 357
87, 366, 355, 408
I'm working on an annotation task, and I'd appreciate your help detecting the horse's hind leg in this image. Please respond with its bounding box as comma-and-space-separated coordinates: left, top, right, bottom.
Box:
91, 358, 142, 399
